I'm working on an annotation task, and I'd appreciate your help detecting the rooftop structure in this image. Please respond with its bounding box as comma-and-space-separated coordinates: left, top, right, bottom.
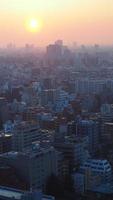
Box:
0, 186, 55, 200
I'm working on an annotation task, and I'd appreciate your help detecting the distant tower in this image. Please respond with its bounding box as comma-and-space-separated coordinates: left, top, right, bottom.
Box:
55, 40, 63, 46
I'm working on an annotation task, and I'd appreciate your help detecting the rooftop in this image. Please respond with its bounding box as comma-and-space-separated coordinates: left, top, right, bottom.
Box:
0, 146, 55, 159
0, 186, 55, 200
0, 186, 23, 199
91, 183, 113, 194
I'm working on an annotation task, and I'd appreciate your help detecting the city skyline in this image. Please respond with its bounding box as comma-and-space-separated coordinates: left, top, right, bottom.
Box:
0, 0, 113, 46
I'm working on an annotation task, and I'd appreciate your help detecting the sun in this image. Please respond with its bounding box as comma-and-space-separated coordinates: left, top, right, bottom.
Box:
30, 19, 38, 29
26, 18, 42, 33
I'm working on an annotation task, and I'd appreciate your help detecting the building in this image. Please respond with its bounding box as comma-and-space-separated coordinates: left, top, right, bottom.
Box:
76, 120, 99, 154
67, 121, 76, 136
101, 104, 113, 116
55, 40, 63, 46
80, 159, 112, 183
103, 122, 113, 144
42, 78, 56, 90
75, 79, 113, 94
12, 121, 41, 152
87, 183, 113, 199
0, 97, 10, 126
73, 170, 101, 194
73, 172, 85, 193
0, 145, 58, 190
54, 135, 90, 172
40, 89, 58, 106
0, 133, 12, 153
46, 44, 62, 65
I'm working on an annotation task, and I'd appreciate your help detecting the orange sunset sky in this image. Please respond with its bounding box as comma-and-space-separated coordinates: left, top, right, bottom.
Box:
0, 0, 113, 46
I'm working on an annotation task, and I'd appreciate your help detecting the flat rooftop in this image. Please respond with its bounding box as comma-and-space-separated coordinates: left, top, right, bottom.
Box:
0, 187, 23, 199
90, 183, 113, 194
0, 186, 55, 200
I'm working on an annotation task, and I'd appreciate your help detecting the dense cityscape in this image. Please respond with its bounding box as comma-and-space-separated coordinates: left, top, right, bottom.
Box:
0, 41, 113, 199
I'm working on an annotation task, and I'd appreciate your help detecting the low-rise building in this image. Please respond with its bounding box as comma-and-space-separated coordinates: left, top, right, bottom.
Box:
80, 159, 112, 183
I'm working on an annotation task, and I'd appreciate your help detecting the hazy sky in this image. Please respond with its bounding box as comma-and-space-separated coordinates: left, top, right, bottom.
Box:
0, 0, 113, 46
